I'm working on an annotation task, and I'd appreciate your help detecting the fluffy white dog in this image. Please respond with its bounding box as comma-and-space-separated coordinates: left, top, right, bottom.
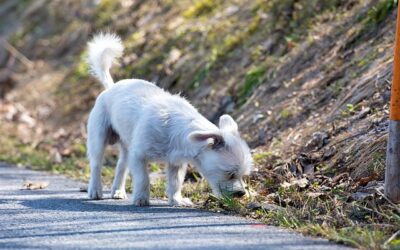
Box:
86, 33, 253, 206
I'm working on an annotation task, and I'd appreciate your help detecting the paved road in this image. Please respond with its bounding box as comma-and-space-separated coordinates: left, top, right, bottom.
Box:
0, 163, 350, 249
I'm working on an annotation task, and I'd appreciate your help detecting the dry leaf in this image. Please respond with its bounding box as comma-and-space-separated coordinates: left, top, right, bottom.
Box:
23, 181, 49, 190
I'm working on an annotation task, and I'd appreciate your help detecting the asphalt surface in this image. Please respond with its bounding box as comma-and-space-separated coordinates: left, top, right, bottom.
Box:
0, 163, 351, 249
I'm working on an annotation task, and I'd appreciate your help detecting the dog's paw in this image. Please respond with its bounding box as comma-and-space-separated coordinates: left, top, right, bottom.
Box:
169, 197, 194, 207
111, 189, 127, 200
133, 197, 150, 207
88, 184, 103, 200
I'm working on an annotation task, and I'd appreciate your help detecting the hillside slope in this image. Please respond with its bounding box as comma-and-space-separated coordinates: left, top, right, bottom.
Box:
0, 0, 399, 248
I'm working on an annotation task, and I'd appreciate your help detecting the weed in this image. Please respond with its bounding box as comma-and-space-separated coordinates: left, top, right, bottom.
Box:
183, 0, 219, 18
95, 0, 120, 28
367, 0, 398, 24
279, 108, 292, 119
189, 61, 214, 89
151, 178, 167, 198
150, 163, 160, 172
238, 65, 267, 105
253, 152, 274, 162
220, 193, 243, 212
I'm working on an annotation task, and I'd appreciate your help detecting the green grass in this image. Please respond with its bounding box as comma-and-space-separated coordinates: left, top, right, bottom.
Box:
238, 65, 267, 105
183, 0, 220, 18
253, 152, 274, 162
95, 0, 120, 28
367, 0, 398, 24
279, 108, 292, 119
151, 178, 167, 198
189, 61, 214, 89
0, 130, 115, 185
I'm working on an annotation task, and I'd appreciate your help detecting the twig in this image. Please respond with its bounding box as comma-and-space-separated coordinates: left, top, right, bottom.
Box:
376, 188, 400, 213
0, 38, 34, 69
383, 230, 400, 248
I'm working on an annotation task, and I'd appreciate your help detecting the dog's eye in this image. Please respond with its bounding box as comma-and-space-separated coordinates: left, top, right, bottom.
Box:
212, 138, 225, 150
226, 172, 236, 180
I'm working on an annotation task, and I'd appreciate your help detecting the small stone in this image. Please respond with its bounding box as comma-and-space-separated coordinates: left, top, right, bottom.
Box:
306, 192, 325, 199
246, 202, 262, 210
351, 192, 373, 201
305, 132, 329, 150
260, 202, 285, 212
303, 164, 315, 175
323, 146, 336, 160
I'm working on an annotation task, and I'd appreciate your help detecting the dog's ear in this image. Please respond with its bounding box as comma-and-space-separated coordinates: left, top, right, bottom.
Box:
219, 114, 238, 134
188, 131, 224, 149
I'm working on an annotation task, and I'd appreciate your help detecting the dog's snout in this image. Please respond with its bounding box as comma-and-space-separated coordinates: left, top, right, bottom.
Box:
232, 190, 246, 198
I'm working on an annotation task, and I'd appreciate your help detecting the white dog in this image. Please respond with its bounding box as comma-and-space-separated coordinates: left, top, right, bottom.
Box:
86, 33, 253, 206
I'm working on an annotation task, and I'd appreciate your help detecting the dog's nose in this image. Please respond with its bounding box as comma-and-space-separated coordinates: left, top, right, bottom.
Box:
232, 190, 246, 198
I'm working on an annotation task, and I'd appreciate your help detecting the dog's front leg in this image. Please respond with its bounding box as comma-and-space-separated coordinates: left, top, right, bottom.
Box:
129, 153, 150, 206
167, 163, 193, 207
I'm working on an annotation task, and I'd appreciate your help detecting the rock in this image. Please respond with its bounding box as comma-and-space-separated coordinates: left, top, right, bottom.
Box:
246, 201, 262, 210
303, 164, 315, 176
260, 202, 285, 212
305, 132, 329, 150
350, 192, 373, 201
323, 146, 336, 160
252, 112, 265, 123
357, 180, 384, 194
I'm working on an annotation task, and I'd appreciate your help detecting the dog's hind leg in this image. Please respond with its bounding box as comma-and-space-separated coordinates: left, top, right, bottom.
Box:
111, 144, 128, 199
167, 163, 193, 207
87, 105, 108, 200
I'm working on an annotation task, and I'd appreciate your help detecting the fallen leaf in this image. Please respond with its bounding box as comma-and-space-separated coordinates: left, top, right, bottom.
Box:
23, 181, 49, 190
306, 192, 325, 199
280, 178, 309, 189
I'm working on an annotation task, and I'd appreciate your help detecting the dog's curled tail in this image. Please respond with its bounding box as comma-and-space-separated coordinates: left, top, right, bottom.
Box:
87, 32, 124, 89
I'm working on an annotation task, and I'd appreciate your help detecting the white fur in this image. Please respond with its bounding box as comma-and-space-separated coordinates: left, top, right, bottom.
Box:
86, 33, 253, 206
87, 32, 123, 88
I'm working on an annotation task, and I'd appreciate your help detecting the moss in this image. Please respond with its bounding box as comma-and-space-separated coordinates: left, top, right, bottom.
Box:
253, 152, 274, 163
238, 65, 267, 105
183, 0, 220, 18
189, 61, 214, 89
8, 30, 24, 46
279, 108, 292, 119
95, 0, 120, 28
367, 0, 398, 24
75, 51, 90, 78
